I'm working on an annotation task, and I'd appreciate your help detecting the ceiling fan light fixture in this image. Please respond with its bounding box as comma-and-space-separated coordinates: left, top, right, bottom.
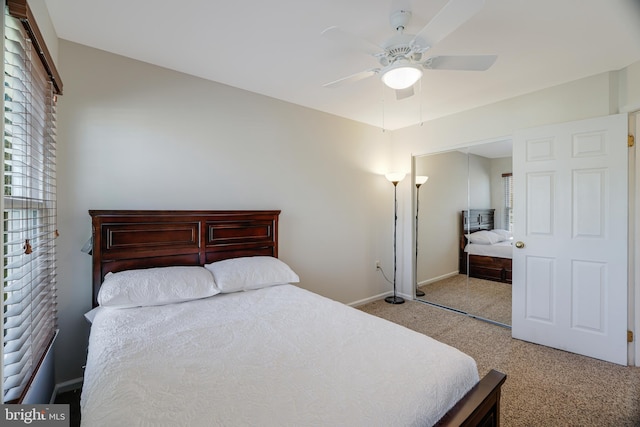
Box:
381, 63, 423, 90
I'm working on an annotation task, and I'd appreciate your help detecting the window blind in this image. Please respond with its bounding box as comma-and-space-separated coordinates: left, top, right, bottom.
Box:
2, 6, 58, 403
502, 173, 513, 231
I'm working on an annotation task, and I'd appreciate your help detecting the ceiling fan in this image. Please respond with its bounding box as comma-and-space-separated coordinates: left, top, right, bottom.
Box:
322, 0, 497, 100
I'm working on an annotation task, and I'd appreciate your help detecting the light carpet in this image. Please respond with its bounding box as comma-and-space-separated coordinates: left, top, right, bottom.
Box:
417, 274, 511, 326
359, 298, 640, 426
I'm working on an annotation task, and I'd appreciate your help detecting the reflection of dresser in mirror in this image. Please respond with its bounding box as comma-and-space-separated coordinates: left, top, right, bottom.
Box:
459, 208, 512, 283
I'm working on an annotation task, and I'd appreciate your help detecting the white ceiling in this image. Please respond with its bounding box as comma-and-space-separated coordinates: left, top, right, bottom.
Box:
43, 0, 640, 130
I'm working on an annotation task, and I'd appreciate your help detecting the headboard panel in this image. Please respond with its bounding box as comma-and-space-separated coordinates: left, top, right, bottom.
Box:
461, 209, 495, 234
460, 209, 495, 251
89, 210, 280, 307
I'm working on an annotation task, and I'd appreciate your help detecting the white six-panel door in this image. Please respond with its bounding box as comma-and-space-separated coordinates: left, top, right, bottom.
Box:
512, 113, 628, 365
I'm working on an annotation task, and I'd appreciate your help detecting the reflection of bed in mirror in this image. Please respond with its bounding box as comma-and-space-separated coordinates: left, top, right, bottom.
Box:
459, 209, 512, 284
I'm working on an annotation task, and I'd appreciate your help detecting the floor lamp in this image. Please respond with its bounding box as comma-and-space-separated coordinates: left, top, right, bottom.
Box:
415, 175, 429, 297
385, 172, 406, 304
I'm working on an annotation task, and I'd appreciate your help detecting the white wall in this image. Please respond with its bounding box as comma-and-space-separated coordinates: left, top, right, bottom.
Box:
468, 154, 491, 209
394, 71, 618, 160
54, 41, 400, 383
27, 0, 58, 62
415, 151, 468, 282
620, 61, 640, 113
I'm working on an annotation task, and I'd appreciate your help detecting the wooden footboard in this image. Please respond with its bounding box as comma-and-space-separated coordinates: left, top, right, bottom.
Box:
467, 255, 512, 284
436, 370, 507, 427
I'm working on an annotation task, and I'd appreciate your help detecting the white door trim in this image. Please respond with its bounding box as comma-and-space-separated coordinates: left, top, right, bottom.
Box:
632, 111, 640, 367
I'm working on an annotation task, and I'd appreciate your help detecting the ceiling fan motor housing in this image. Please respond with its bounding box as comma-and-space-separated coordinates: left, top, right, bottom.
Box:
379, 32, 423, 67
389, 9, 412, 31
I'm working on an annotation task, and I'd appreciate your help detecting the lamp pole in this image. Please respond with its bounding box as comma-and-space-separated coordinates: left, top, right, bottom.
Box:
384, 173, 406, 305
415, 176, 428, 298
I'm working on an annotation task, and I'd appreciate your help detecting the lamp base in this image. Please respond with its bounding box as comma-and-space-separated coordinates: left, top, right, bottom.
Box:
415, 289, 425, 297
385, 295, 405, 304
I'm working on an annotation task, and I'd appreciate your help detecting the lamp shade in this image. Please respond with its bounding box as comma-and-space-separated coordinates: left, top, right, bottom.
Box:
381, 64, 423, 90
385, 172, 406, 184
415, 175, 429, 186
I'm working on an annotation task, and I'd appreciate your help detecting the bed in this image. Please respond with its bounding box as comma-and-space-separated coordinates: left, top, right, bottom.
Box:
82, 209, 506, 426
459, 209, 513, 284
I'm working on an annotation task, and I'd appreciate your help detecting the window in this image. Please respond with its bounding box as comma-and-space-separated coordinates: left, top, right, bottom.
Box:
502, 173, 513, 232
3, 1, 62, 403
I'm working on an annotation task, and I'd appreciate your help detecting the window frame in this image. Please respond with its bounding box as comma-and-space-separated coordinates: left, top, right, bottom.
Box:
502, 172, 513, 232
2, 0, 62, 404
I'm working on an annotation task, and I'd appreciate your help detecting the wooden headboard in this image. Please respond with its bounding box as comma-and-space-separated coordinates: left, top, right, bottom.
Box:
89, 210, 280, 307
461, 209, 495, 234
460, 208, 495, 251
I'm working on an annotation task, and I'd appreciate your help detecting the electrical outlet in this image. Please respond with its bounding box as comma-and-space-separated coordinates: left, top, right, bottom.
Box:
375, 260, 381, 270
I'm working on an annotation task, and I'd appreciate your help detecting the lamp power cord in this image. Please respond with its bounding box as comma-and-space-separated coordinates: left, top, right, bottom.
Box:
376, 264, 393, 286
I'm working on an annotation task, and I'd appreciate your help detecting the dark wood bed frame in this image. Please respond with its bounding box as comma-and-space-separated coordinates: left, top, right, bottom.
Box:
459, 209, 512, 284
89, 209, 506, 427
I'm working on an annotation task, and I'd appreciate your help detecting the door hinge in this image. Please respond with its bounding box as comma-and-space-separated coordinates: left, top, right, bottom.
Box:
629, 135, 635, 148
628, 330, 633, 343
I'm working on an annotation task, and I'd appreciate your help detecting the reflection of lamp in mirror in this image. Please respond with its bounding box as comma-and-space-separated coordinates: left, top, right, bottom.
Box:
414, 175, 429, 297
384, 172, 406, 304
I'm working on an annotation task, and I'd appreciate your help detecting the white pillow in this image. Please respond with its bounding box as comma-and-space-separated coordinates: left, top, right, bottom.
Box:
84, 307, 103, 324
466, 230, 504, 245
491, 229, 512, 240
97, 266, 220, 308
205, 256, 299, 293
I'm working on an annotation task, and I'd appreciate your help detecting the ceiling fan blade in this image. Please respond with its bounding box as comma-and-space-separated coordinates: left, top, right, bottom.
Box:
412, 0, 485, 48
424, 55, 497, 71
321, 26, 382, 55
322, 68, 379, 88
396, 86, 414, 100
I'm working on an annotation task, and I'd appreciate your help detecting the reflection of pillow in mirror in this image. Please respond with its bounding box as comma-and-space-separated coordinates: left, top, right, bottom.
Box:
491, 229, 512, 240
466, 230, 504, 245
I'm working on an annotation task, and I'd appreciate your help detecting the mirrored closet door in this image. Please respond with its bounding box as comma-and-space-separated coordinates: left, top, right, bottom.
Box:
413, 140, 513, 326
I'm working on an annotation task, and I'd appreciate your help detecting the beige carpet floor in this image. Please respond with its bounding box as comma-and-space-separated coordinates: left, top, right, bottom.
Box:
418, 274, 512, 326
359, 298, 640, 427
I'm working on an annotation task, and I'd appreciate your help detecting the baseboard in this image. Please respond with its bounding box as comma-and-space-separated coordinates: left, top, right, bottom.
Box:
348, 291, 393, 307
50, 377, 83, 403
349, 290, 417, 307
418, 271, 459, 287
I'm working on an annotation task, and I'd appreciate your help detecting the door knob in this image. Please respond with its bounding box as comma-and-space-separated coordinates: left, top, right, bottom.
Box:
515, 241, 525, 249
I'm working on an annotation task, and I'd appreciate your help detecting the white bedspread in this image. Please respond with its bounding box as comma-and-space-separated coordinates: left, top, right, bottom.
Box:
465, 239, 513, 259
81, 285, 479, 427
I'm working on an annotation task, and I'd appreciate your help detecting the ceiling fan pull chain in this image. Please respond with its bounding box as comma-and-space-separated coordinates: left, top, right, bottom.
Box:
381, 84, 386, 132
419, 79, 424, 126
